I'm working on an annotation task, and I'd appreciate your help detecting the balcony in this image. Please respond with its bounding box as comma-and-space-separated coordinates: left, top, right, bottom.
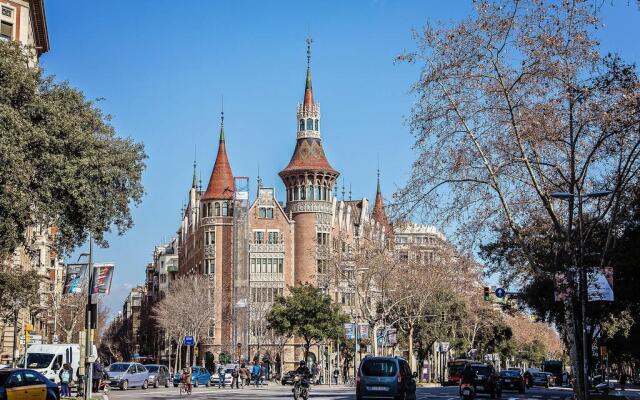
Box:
167, 265, 178, 273
250, 272, 284, 282
249, 243, 285, 253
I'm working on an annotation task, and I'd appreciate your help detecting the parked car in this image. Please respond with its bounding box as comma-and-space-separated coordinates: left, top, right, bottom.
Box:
281, 370, 296, 385
500, 369, 525, 393
106, 362, 150, 390
210, 367, 234, 386
356, 356, 417, 400
531, 372, 553, 388
543, 372, 556, 386
0, 368, 60, 400
463, 363, 502, 398
144, 364, 170, 388
173, 366, 211, 388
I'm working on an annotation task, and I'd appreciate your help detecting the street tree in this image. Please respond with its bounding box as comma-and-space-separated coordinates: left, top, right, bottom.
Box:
0, 40, 146, 258
266, 283, 348, 362
395, 1, 640, 397
0, 270, 41, 351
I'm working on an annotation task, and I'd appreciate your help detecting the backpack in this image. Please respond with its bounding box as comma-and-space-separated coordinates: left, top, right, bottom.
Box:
231, 369, 239, 378
61, 370, 71, 383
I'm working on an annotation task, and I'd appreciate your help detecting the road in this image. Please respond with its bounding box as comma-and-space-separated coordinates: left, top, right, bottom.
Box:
104, 383, 594, 400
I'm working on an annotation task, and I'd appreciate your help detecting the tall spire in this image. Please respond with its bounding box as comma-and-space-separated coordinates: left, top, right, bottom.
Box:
192, 158, 197, 189
202, 107, 234, 201
303, 36, 314, 109
373, 168, 391, 233
219, 97, 225, 142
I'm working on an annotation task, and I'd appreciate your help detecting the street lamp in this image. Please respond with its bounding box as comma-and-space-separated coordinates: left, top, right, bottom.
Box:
550, 189, 612, 397
350, 266, 369, 381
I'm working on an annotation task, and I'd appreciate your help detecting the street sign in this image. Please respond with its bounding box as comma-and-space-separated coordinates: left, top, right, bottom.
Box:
495, 288, 506, 298
439, 342, 450, 352
184, 336, 195, 346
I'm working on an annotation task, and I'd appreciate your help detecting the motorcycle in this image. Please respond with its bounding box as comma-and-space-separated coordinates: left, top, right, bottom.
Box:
460, 382, 475, 400
292, 374, 309, 400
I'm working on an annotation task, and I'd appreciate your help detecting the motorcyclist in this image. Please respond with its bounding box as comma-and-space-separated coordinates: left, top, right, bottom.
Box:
294, 360, 311, 388
460, 363, 477, 385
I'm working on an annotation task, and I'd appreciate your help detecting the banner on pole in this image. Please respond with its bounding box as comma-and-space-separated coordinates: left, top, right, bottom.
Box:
588, 267, 614, 302
92, 263, 115, 294
63, 263, 88, 294
344, 323, 355, 340
358, 324, 369, 339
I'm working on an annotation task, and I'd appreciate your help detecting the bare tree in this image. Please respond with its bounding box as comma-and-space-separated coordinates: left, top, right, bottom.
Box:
395, 1, 640, 397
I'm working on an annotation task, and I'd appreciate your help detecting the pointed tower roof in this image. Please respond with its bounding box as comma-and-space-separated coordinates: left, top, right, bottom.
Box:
303, 38, 314, 109
202, 112, 234, 201
372, 170, 391, 232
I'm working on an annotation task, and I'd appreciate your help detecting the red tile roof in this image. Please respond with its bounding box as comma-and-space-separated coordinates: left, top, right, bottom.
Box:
279, 138, 338, 176
202, 125, 234, 200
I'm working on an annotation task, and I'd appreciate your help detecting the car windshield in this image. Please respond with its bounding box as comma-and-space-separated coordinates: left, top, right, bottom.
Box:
146, 366, 159, 373
109, 363, 131, 372
0, 371, 10, 386
534, 373, 546, 378
471, 366, 492, 376
25, 353, 54, 369
501, 371, 520, 377
361, 359, 397, 377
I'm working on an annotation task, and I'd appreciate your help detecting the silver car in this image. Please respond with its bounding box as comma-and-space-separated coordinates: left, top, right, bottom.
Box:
144, 364, 170, 388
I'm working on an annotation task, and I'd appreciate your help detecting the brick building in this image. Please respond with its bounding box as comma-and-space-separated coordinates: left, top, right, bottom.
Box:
176, 40, 391, 370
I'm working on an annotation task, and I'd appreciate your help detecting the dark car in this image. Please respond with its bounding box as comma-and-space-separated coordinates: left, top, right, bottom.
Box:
499, 370, 525, 393
144, 364, 170, 388
281, 370, 296, 385
0, 368, 60, 400
463, 363, 501, 398
356, 356, 417, 400
532, 372, 553, 388
173, 366, 211, 388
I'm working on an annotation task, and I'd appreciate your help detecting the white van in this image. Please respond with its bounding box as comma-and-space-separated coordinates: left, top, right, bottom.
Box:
23, 343, 96, 384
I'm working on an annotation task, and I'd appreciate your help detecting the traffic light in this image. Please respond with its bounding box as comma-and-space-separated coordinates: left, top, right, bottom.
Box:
24, 324, 33, 344
483, 287, 491, 302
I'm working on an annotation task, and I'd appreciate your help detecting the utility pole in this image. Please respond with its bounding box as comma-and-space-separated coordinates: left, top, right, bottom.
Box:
84, 235, 95, 400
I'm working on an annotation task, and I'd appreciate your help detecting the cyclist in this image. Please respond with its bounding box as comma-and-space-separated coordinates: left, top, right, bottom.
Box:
181, 366, 192, 394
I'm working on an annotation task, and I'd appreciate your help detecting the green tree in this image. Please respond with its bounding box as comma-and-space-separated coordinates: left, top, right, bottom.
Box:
266, 283, 348, 362
0, 41, 146, 257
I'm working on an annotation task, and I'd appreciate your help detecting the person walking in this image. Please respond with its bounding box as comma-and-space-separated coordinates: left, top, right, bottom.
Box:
58, 363, 73, 399
260, 363, 267, 385
239, 364, 247, 388
333, 367, 340, 385
620, 372, 627, 391
252, 362, 261, 388
231, 365, 240, 389
217, 365, 226, 389
92, 358, 103, 392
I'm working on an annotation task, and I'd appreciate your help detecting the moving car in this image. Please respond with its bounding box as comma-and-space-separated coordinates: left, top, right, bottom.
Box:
356, 356, 417, 400
173, 366, 211, 388
106, 362, 150, 390
281, 370, 296, 385
499, 369, 525, 393
0, 368, 60, 400
531, 372, 553, 388
463, 363, 502, 398
144, 364, 170, 388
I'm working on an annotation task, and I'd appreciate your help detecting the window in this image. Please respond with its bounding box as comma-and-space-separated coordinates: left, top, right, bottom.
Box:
317, 232, 329, 246
314, 119, 319, 130
204, 229, 215, 245
299, 119, 305, 131
0, 21, 12, 41
254, 231, 264, 244
317, 259, 328, 274
278, 258, 283, 273
222, 202, 228, 216
399, 251, 409, 262
2, 7, 12, 17
306, 118, 313, 130
259, 207, 274, 219
214, 203, 221, 216
205, 259, 215, 275
267, 231, 279, 244
300, 185, 306, 200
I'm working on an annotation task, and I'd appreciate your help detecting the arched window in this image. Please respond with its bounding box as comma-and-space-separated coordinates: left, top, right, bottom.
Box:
306, 118, 313, 130
214, 202, 220, 216
309, 185, 314, 200
222, 202, 228, 216
293, 186, 299, 201
316, 186, 321, 200
299, 119, 305, 131
314, 119, 319, 130
323, 187, 327, 201
300, 185, 306, 200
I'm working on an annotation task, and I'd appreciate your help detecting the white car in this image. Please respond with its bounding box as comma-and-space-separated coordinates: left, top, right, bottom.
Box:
210, 368, 234, 386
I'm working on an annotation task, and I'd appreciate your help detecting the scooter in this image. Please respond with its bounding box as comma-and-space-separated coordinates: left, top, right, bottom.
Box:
292, 375, 309, 400
460, 382, 475, 400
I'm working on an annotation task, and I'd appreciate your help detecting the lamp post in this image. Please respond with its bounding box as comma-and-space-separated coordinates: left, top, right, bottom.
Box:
350, 266, 369, 380
551, 189, 612, 399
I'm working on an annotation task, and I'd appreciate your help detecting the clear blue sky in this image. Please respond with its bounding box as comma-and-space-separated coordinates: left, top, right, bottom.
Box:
40, 1, 640, 317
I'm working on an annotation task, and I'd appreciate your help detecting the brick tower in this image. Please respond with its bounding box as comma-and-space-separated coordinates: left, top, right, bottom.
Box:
279, 38, 339, 285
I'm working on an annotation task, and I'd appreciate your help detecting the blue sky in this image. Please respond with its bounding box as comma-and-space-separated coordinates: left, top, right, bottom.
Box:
40, 1, 640, 317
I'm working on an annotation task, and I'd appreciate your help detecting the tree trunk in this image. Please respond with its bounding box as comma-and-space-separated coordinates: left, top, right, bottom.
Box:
408, 323, 415, 372
564, 295, 585, 400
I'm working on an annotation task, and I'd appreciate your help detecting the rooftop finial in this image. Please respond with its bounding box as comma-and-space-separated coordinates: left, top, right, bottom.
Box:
192, 147, 197, 189
306, 35, 313, 68
377, 157, 381, 193
341, 178, 345, 201
349, 183, 352, 201
219, 97, 225, 142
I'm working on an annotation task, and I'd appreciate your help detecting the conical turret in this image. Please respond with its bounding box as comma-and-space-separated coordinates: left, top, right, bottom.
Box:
202, 112, 234, 200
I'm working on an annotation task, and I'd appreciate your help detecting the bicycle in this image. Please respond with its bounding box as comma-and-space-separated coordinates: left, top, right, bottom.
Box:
179, 379, 192, 396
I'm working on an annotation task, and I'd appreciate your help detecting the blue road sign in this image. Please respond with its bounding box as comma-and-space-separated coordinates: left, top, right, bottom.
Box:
495, 288, 506, 298
184, 336, 195, 346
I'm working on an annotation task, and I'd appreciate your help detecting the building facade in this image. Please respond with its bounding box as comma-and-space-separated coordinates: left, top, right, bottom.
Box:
173, 40, 392, 371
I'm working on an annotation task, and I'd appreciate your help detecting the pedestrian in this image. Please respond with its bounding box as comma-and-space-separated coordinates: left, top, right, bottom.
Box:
92, 358, 103, 392
620, 372, 627, 391
231, 365, 240, 389
333, 367, 340, 385
217, 365, 226, 388
260, 363, 267, 385
239, 364, 247, 388
58, 363, 73, 398
252, 362, 261, 388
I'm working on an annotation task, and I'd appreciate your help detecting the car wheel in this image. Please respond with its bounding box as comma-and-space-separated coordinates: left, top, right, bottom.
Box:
142, 379, 149, 390
165, 379, 169, 388
173, 383, 179, 387
194, 380, 199, 388
153, 379, 159, 388
206, 380, 210, 387
121, 380, 128, 391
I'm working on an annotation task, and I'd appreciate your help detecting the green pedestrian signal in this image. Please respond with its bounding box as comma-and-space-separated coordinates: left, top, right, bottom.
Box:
483, 287, 491, 302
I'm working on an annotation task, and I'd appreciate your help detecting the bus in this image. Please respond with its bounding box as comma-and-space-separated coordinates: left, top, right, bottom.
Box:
542, 360, 563, 386
447, 359, 474, 385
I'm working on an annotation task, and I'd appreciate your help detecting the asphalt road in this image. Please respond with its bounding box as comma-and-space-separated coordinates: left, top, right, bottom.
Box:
103, 383, 589, 400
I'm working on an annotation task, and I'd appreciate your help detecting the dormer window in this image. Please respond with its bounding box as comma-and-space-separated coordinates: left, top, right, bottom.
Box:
299, 119, 305, 131
306, 118, 313, 130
